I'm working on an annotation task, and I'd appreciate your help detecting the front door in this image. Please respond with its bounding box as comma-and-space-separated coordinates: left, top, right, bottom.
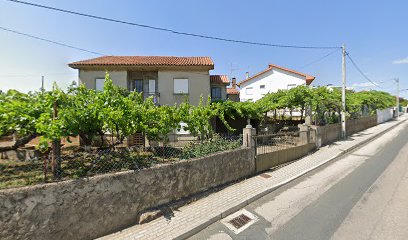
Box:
128, 79, 144, 93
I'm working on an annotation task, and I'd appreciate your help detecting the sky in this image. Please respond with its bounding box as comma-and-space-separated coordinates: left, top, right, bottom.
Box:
0, 0, 407, 98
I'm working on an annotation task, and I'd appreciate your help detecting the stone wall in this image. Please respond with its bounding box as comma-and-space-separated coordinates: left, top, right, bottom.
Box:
312, 123, 342, 147
311, 115, 378, 147
255, 143, 316, 172
0, 148, 254, 240
346, 115, 377, 135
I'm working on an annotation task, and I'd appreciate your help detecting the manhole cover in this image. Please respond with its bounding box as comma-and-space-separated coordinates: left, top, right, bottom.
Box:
221, 209, 258, 234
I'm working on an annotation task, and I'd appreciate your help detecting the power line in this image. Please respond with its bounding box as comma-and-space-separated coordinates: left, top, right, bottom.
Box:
0, 72, 77, 77
298, 48, 341, 70
345, 52, 382, 88
0, 26, 105, 55
5, 0, 341, 50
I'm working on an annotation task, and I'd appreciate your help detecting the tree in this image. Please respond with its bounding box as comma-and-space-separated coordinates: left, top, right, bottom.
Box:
179, 96, 215, 140
284, 86, 313, 121
143, 99, 180, 141
0, 77, 401, 153
347, 90, 395, 118
0, 90, 51, 152
99, 74, 144, 146
34, 84, 68, 152
58, 83, 105, 148
309, 87, 342, 124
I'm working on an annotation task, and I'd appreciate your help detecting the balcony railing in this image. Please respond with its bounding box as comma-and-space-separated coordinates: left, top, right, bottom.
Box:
143, 92, 160, 105
211, 96, 223, 102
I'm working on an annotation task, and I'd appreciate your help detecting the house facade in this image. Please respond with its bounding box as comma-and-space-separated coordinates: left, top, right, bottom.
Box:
209, 75, 229, 101
69, 56, 229, 106
238, 64, 315, 102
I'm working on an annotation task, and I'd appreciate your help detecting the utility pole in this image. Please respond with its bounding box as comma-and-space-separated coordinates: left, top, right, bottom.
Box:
341, 44, 347, 138
41, 76, 45, 93
395, 78, 400, 118
52, 100, 61, 180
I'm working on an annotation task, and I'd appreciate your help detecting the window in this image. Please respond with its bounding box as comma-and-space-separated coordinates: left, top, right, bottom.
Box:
211, 87, 222, 100
95, 78, 104, 91
174, 78, 189, 94
246, 87, 253, 95
148, 80, 156, 93
287, 84, 297, 90
128, 79, 143, 92
260, 85, 265, 89
135, 80, 143, 92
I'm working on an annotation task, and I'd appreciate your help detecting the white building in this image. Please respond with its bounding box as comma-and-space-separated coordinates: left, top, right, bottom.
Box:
237, 64, 315, 102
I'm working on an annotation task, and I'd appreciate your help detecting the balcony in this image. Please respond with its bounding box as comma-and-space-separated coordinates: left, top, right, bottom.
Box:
211, 96, 223, 102
143, 92, 160, 105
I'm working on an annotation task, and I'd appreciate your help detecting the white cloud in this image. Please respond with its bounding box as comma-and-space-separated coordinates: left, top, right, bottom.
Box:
351, 82, 379, 88
392, 57, 408, 64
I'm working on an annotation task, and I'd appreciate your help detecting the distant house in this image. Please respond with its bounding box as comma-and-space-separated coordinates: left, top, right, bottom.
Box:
238, 64, 315, 102
69, 56, 233, 146
69, 56, 229, 105
226, 77, 240, 102
209, 75, 230, 102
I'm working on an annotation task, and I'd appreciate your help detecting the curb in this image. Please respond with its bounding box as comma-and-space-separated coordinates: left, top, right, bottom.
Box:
176, 118, 408, 240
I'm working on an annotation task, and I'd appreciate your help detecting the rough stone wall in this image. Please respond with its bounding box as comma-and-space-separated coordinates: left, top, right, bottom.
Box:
310, 123, 342, 147
312, 115, 378, 147
0, 148, 254, 240
346, 115, 377, 135
256, 143, 316, 172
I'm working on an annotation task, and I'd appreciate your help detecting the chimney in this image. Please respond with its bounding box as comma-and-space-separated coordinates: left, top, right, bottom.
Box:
232, 77, 237, 89
245, 72, 249, 79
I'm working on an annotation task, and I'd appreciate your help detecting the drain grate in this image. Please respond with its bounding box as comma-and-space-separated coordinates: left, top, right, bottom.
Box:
229, 214, 252, 229
221, 209, 259, 234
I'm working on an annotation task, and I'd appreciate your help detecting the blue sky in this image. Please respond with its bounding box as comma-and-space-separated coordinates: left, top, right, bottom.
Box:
0, 0, 407, 98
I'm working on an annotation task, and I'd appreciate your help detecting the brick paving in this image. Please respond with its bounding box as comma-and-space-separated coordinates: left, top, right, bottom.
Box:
99, 116, 407, 240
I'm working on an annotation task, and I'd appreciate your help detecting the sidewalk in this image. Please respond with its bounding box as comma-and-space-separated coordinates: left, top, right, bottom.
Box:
100, 116, 408, 240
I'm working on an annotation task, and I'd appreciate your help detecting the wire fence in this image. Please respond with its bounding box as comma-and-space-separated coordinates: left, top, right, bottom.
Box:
1, 128, 317, 190
0, 134, 242, 190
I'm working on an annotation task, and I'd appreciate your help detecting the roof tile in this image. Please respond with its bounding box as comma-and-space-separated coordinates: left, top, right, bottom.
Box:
69, 56, 214, 68
210, 75, 230, 84
226, 88, 239, 95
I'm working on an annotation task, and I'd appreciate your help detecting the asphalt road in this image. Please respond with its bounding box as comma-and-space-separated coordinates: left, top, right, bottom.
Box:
189, 121, 408, 240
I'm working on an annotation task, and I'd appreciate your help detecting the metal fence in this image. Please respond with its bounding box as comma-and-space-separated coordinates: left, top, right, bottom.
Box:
253, 130, 305, 155
0, 134, 242, 190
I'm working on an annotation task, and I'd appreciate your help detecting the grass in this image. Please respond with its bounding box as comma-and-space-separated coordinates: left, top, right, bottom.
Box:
0, 159, 47, 189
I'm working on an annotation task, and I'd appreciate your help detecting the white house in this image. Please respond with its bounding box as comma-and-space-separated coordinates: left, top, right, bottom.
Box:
237, 64, 315, 102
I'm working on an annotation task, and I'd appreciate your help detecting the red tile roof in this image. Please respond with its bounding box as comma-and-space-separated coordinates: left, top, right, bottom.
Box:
69, 56, 214, 68
210, 75, 230, 84
237, 64, 316, 86
226, 88, 239, 95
